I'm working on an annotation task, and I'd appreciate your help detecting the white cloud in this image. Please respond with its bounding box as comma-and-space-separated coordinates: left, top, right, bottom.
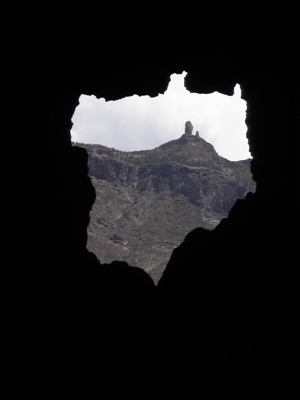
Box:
71, 72, 250, 161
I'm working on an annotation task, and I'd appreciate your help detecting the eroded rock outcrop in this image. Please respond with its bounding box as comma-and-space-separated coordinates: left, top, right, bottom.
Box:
184, 120, 193, 134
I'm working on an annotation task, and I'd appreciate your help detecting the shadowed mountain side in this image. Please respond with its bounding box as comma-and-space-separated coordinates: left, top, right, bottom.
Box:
79, 135, 255, 281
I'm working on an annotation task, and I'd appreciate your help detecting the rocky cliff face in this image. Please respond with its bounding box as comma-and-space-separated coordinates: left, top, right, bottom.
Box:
78, 131, 255, 281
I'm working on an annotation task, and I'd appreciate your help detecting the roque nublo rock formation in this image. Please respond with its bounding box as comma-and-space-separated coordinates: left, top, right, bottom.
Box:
2, 2, 299, 399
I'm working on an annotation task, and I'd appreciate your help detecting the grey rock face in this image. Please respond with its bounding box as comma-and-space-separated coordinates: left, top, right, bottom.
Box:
184, 121, 193, 135
79, 135, 255, 282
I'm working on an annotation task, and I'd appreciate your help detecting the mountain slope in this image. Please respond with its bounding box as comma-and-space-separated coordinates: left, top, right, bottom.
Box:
77, 133, 255, 282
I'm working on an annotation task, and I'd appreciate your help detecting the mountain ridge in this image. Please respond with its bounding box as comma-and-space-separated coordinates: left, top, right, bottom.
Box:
76, 131, 255, 282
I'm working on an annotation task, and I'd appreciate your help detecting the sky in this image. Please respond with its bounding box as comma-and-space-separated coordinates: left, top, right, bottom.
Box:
71, 72, 251, 161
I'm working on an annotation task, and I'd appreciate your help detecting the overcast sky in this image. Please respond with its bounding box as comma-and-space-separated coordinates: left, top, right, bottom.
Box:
71, 72, 251, 161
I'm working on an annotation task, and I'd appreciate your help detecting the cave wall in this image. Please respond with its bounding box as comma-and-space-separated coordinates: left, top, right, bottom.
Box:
2, 2, 299, 398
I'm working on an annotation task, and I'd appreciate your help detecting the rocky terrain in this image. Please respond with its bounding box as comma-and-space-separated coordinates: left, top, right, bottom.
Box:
77, 122, 255, 282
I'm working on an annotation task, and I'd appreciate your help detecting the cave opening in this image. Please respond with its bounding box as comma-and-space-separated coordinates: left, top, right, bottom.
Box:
71, 73, 255, 282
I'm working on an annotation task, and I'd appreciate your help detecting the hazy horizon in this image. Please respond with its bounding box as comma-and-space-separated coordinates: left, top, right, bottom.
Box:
71, 72, 251, 161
